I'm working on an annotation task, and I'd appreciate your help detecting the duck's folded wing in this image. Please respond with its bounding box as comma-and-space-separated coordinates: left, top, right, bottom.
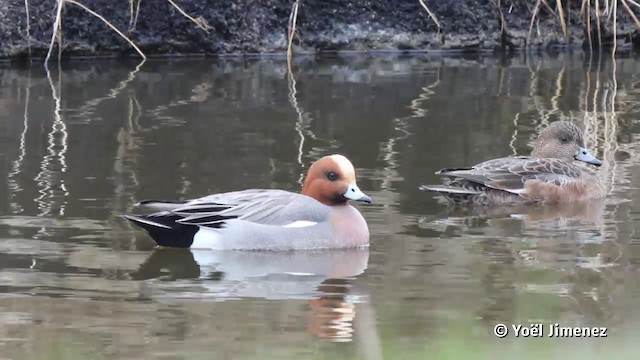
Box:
173, 189, 331, 227
438, 157, 587, 195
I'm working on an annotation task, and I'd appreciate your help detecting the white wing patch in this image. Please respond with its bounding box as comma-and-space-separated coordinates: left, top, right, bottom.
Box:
284, 272, 316, 276
505, 188, 526, 195
282, 221, 318, 228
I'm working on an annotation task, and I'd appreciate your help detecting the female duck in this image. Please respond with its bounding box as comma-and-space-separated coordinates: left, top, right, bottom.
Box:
420, 121, 605, 205
124, 155, 372, 250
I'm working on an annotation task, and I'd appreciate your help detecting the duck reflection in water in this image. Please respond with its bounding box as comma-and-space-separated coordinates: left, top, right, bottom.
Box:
130, 248, 371, 342
426, 198, 606, 225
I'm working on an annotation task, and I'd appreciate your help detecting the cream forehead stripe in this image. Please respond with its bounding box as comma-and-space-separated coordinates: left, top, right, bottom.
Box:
328, 154, 355, 174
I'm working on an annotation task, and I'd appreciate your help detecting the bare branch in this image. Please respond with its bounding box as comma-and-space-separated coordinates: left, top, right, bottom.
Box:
418, 0, 441, 31
167, 0, 211, 32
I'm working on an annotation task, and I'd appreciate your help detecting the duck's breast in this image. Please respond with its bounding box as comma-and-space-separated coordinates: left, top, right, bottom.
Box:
330, 205, 370, 248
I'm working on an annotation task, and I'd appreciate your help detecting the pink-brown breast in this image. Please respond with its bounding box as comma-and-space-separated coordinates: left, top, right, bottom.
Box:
523, 177, 606, 203
329, 205, 370, 248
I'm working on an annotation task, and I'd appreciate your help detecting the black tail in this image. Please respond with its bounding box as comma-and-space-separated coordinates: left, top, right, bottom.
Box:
137, 199, 186, 205
123, 213, 197, 248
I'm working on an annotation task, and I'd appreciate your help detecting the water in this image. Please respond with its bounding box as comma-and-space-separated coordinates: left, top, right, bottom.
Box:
0, 53, 638, 359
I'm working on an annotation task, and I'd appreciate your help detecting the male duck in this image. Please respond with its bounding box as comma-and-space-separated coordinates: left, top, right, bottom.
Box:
124, 155, 372, 250
420, 121, 605, 205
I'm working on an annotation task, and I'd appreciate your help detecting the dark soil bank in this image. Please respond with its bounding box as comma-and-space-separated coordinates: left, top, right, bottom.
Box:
1, 0, 639, 59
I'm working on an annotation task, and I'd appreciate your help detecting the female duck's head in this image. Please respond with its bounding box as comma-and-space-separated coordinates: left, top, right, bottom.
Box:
532, 121, 602, 166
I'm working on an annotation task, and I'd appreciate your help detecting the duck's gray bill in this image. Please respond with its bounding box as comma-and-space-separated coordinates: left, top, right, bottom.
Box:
344, 183, 372, 204
575, 147, 602, 166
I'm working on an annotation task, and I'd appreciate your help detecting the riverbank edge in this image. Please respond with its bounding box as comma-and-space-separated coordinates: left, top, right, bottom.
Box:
2, 1, 639, 61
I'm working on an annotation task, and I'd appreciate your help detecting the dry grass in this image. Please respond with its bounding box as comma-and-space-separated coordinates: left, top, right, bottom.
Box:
22, 0, 640, 64
46, 0, 146, 66
43, 0, 211, 66
522, 0, 640, 55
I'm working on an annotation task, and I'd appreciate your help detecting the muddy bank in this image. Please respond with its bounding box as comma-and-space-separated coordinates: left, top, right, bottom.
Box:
1, 0, 638, 59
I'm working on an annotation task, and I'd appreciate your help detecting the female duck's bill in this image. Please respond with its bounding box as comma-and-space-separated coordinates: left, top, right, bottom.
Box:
123, 154, 372, 250
575, 146, 602, 166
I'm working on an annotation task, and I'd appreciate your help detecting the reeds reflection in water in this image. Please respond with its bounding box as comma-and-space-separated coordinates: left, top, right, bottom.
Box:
0, 54, 639, 358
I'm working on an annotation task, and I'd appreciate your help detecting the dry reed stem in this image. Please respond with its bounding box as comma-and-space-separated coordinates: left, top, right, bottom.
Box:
524, 0, 640, 50
612, 0, 618, 56
24, 0, 31, 58
627, 0, 640, 10
527, 0, 542, 46
595, 0, 602, 50
287, 0, 299, 63
606, 0, 614, 21
129, 0, 134, 30
539, 0, 556, 14
128, 0, 142, 32
492, 0, 507, 35
418, 0, 442, 31
134, 0, 142, 31
557, 0, 568, 40
45, 0, 146, 66
57, 8, 63, 62
44, 0, 63, 65
166, 0, 211, 32
66, 0, 146, 58
586, 0, 593, 53
621, 0, 640, 29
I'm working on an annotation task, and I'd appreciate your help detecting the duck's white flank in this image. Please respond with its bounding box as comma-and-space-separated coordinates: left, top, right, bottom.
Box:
191, 227, 224, 250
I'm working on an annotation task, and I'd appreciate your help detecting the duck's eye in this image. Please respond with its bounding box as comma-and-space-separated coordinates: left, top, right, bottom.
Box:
559, 137, 569, 144
327, 171, 338, 181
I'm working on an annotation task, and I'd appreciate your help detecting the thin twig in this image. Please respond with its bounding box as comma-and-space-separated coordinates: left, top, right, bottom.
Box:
527, 0, 542, 46
557, 0, 568, 41
493, 0, 507, 36
66, 0, 146, 59
595, 0, 602, 50
540, 0, 557, 15
287, 0, 299, 62
627, 0, 640, 11
131, 0, 142, 32
167, 0, 211, 32
418, 0, 441, 31
612, 0, 618, 57
621, 0, 640, 29
57, 6, 63, 62
24, 0, 31, 59
586, 0, 593, 54
128, 0, 135, 32
44, 0, 64, 66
